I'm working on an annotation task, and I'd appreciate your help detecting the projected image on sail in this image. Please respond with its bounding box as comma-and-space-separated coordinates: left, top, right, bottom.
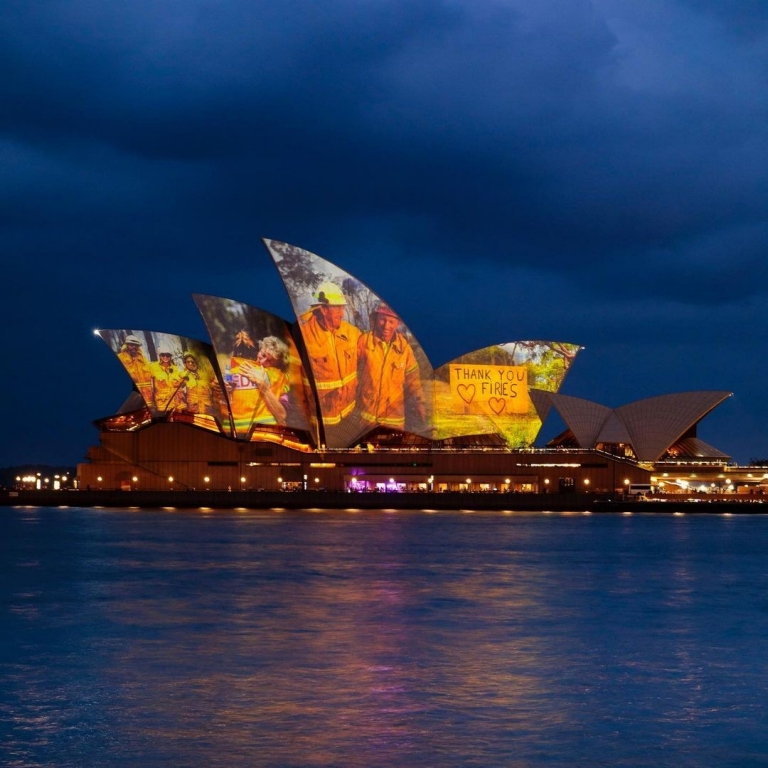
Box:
264, 239, 434, 448
433, 341, 581, 447
194, 295, 316, 445
96, 329, 225, 433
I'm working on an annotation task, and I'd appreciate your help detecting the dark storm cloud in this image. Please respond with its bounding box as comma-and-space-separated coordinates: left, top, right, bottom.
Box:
5, 1, 766, 282
5, 3, 766, 268
2, 0, 768, 463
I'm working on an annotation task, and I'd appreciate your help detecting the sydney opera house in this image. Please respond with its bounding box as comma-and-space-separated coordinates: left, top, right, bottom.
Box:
78, 240, 741, 496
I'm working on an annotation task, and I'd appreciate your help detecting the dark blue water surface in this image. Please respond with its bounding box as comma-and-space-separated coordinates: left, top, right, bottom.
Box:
2, 507, 768, 767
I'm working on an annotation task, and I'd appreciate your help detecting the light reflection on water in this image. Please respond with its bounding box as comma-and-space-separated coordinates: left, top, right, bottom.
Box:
2, 508, 768, 767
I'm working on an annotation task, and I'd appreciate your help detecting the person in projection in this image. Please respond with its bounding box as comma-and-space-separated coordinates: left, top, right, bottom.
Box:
117, 335, 154, 407
300, 282, 361, 440
149, 349, 186, 414
181, 352, 219, 415
356, 302, 426, 433
228, 334, 290, 431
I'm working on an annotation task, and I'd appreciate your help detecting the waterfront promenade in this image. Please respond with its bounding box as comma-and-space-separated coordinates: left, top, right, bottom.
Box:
1, 488, 765, 512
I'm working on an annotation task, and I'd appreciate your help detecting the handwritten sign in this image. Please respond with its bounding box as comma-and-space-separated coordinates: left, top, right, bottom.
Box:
448, 364, 530, 415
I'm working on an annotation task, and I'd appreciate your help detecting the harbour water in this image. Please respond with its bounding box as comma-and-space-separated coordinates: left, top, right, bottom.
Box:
2, 507, 768, 767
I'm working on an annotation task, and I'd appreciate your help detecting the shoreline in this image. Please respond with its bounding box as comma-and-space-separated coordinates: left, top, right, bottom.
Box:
2, 489, 765, 513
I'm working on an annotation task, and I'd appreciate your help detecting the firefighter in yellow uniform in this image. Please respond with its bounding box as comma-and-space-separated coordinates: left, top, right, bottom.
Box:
227, 336, 290, 437
181, 352, 218, 415
299, 282, 360, 446
117, 335, 154, 408
356, 302, 426, 433
149, 350, 186, 414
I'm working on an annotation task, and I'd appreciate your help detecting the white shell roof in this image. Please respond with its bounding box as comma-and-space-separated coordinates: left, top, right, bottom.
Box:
541, 390, 732, 462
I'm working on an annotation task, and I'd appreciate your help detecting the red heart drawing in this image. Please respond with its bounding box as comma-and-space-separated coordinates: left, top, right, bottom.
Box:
489, 397, 506, 415
457, 383, 475, 404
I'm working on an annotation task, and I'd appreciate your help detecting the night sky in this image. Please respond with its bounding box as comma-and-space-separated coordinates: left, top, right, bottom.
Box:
4, 1, 767, 467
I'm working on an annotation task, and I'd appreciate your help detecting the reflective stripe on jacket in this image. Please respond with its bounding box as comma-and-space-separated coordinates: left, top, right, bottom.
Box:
356, 331, 424, 429
118, 349, 154, 407
149, 361, 186, 413
300, 312, 360, 425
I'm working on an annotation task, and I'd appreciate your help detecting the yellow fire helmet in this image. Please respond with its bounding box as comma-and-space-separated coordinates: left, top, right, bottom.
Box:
313, 281, 347, 306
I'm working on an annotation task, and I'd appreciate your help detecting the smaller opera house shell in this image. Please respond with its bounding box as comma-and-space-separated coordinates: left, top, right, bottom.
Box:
79, 240, 731, 494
